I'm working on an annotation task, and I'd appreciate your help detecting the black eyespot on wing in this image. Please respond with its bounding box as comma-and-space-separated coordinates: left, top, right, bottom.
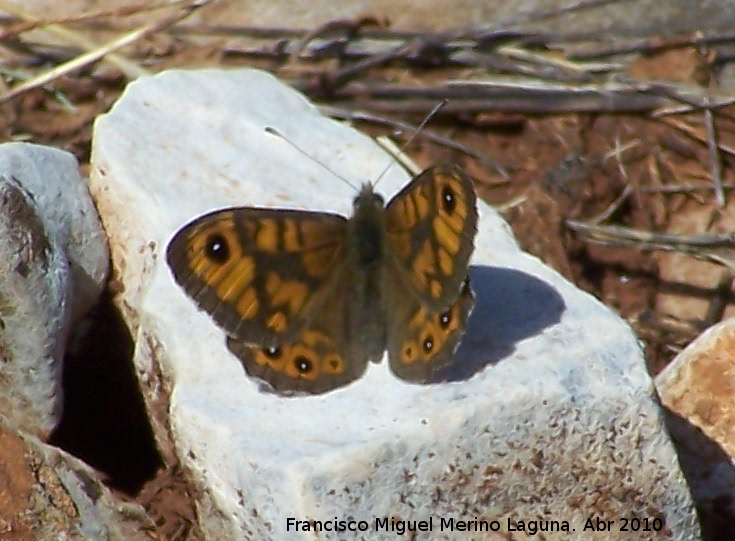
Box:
422, 335, 434, 353
438, 310, 452, 328
263, 346, 281, 359
205, 233, 230, 263
295, 355, 313, 374
441, 184, 456, 214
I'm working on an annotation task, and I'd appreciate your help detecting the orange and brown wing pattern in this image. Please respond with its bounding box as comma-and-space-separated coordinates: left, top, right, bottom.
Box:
226, 273, 369, 395
383, 164, 477, 311
166, 207, 348, 345
386, 274, 473, 382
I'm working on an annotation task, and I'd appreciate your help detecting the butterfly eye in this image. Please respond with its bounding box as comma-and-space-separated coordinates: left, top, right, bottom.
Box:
205, 233, 230, 263
440, 184, 456, 214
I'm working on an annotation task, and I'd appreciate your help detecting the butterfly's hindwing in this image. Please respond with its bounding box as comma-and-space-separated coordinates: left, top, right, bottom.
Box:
227, 266, 372, 394
386, 271, 474, 381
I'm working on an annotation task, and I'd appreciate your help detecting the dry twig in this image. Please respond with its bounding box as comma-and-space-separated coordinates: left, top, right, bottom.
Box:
0, 0, 147, 78
0, 0, 190, 39
0, 0, 209, 105
658, 116, 735, 159
567, 220, 735, 272
704, 107, 725, 207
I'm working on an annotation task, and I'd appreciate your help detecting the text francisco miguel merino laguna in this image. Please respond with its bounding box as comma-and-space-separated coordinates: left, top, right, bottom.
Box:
286, 516, 570, 535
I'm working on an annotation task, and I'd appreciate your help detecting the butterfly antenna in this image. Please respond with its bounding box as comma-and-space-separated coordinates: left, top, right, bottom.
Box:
372, 99, 448, 188
264, 126, 359, 191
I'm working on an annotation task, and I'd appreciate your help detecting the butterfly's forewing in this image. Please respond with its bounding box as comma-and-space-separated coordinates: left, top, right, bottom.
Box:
226, 268, 370, 394
166, 207, 348, 346
383, 164, 478, 312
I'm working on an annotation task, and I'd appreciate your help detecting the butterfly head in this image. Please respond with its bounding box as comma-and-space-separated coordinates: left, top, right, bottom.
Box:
353, 182, 385, 209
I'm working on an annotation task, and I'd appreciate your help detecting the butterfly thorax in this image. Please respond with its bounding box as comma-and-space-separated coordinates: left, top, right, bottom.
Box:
351, 183, 386, 266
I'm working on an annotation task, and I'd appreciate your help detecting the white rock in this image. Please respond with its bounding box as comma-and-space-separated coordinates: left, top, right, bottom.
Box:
0, 144, 109, 435
90, 69, 700, 540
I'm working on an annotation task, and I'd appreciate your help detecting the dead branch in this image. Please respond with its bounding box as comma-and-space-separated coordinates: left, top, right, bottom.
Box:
567, 220, 735, 272
312, 79, 726, 115
0, 0, 209, 105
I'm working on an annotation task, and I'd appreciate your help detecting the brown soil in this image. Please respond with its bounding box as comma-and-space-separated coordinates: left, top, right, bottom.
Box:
1, 10, 733, 541
0, 427, 35, 541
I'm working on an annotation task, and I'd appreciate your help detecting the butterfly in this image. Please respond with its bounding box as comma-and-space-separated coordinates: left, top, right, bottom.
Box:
166, 163, 477, 395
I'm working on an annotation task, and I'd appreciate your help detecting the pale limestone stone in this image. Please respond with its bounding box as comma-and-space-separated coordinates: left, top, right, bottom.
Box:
90, 69, 700, 540
0, 144, 109, 435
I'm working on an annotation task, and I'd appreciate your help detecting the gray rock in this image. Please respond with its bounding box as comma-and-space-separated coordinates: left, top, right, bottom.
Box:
0, 144, 109, 435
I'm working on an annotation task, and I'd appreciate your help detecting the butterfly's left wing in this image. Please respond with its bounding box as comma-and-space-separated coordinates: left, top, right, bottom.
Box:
226, 267, 371, 394
383, 164, 477, 312
166, 207, 348, 346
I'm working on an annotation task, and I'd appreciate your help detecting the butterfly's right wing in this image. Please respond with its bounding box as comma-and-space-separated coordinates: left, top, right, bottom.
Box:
166, 207, 348, 346
382, 165, 477, 382
383, 164, 477, 312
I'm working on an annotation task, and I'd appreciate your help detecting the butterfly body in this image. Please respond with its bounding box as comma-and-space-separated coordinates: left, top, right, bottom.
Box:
343, 184, 389, 365
167, 164, 478, 395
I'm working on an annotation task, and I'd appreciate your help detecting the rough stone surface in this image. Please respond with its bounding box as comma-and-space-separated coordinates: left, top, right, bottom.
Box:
657, 320, 735, 457
90, 69, 700, 540
15, 0, 735, 53
0, 418, 152, 541
0, 144, 109, 435
656, 319, 735, 538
